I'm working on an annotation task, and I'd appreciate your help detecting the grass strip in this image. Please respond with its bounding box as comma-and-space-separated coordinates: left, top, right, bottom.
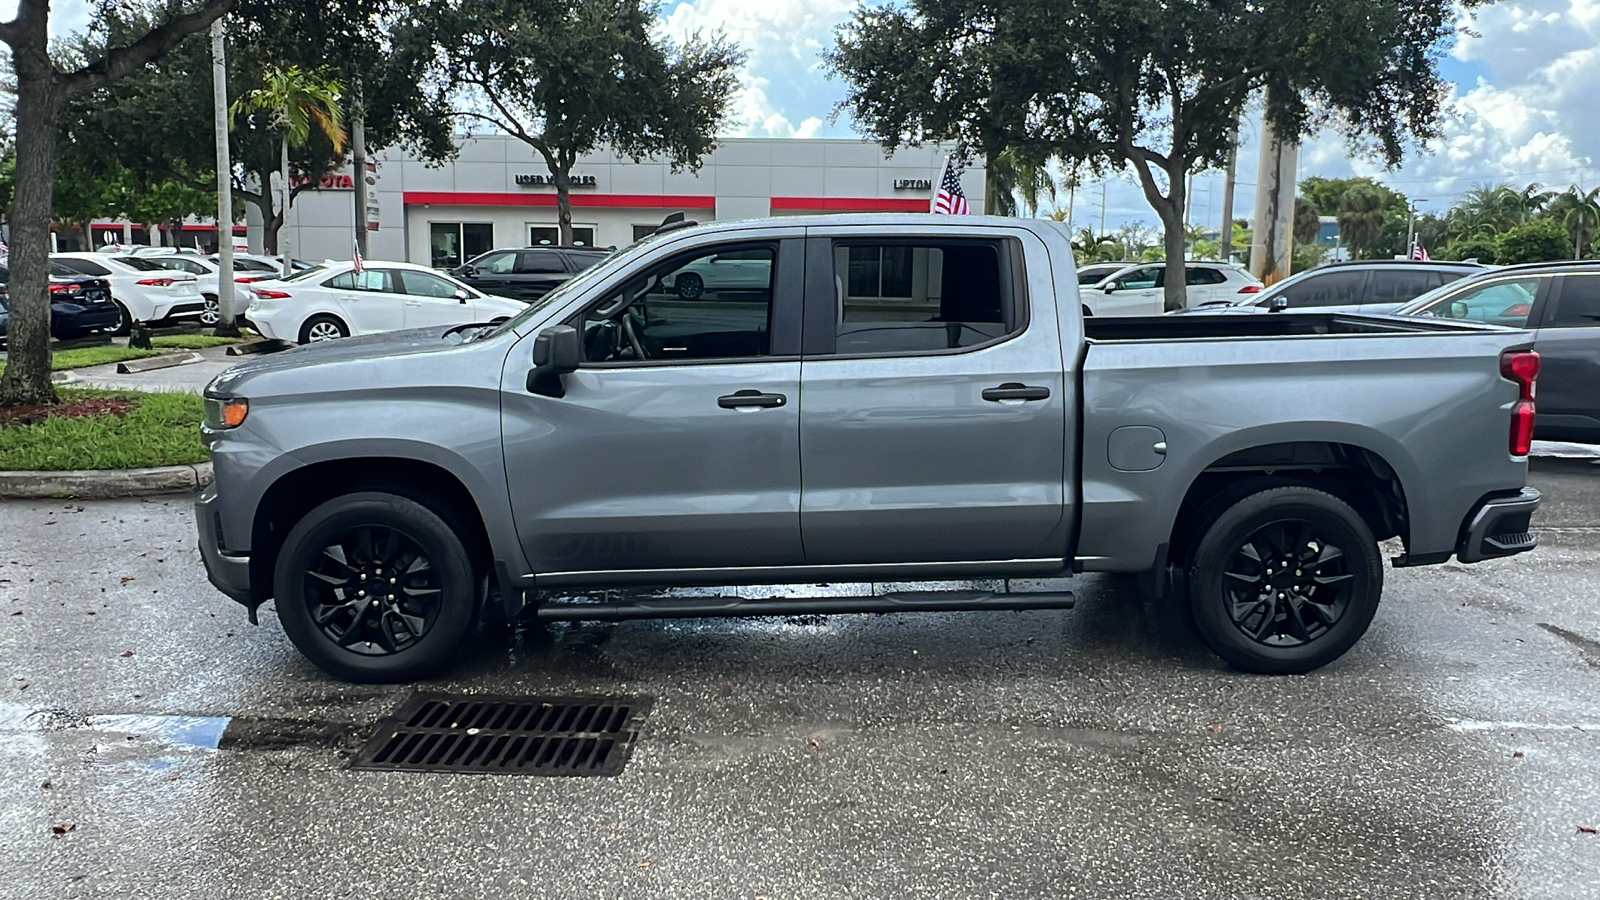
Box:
0, 388, 207, 471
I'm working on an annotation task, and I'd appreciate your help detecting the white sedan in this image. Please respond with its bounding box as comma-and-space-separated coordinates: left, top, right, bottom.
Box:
246, 261, 527, 344
51, 252, 204, 330
127, 253, 254, 326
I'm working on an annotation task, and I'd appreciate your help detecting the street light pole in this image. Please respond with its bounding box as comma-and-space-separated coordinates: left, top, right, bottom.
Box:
211, 17, 240, 337
1406, 198, 1430, 258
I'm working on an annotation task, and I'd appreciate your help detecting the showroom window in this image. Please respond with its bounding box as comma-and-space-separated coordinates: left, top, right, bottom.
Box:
430, 223, 494, 269
529, 225, 597, 247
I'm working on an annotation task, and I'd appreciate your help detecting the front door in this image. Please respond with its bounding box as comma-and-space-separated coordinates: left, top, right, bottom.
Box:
797, 233, 1070, 564
500, 235, 807, 575
395, 269, 473, 329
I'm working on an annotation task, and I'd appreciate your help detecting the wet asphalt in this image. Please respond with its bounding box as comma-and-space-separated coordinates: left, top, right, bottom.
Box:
1, 456, 1598, 899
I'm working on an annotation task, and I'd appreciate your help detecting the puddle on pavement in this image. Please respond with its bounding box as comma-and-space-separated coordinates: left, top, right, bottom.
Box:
0, 701, 232, 750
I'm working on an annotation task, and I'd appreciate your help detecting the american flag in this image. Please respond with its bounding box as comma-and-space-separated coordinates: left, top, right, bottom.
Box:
931, 157, 970, 215
1411, 240, 1430, 261
352, 231, 364, 274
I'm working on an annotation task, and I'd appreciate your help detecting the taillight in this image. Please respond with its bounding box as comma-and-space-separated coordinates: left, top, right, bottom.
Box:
235, 275, 271, 283
1237, 284, 1262, 293
136, 277, 175, 287
1500, 349, 1539, 456
1502, 303, 1531, 317
48, 282, 81, 294
252, 288, 291, 299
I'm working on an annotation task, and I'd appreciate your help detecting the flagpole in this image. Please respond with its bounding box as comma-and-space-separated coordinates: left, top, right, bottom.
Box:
932, 155, 947, 213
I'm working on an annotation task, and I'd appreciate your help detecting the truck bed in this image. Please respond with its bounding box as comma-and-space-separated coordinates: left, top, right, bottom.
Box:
1083, 313, 1505, 342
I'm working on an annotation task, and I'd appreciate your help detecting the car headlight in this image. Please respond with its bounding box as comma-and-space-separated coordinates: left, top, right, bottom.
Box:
203, 396, 249, 429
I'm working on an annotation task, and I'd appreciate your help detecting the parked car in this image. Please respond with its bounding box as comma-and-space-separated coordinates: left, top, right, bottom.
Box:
662, 247, 774, 298
196, 215, 1540, 683
245, 260, 528, 344
1088, 261, 1263, 315
125, 253, 254, 326
51, 252, 204, 331
1394, 260, 1600, 443
449, 246, 609, 302
0, 263, 122, 341
1077, 262, 1128, 285
1183, 260, 1489, 315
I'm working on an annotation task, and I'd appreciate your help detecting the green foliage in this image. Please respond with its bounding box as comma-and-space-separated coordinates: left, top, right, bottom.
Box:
1444, 236, 1498, 264
987, 149, 1058, 216
1494, 219, 1571, 265
1336, 186, 1391, 259
1292, 242, 1329, 274
0, 390, 206, 471
1546, 186, 1600, 259
1293, 197, 1322, 246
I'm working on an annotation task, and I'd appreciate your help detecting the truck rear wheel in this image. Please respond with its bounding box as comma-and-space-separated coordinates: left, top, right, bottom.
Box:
1187, 486, 1382, 674
273, 491, 477, 683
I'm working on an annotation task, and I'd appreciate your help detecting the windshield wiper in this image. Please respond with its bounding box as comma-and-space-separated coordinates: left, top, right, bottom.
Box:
443, 321, 504, 339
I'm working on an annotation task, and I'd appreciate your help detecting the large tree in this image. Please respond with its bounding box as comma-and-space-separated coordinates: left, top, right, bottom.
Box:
409, 0, 745, 246
0, 0, 234, 405
829, 0, 1478, 311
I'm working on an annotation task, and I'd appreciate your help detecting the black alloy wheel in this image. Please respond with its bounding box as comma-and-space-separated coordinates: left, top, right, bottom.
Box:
1188, 486, 1383, 674
676, 272, 704, 299
302, 524, 443, 656
1219, 520, 1353, 647
274, 492, 478, 682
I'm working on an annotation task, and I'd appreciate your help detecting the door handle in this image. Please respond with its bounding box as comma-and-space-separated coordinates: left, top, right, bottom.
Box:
717, 389, 787, 409
982, 383, 1051, 402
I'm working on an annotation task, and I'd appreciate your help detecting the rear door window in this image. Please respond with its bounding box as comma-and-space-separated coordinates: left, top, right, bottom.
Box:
829, 240, 1019, 355
1273, 270, 1366, 308
516, 251, 568, 274
1368, 270, 1439, 305
1186, 267, 1227, 286
1550, 275, 1600, 326
54, 258, 112, 277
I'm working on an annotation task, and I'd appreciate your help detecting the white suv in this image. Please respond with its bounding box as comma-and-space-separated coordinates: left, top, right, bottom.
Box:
51, 252, 204, 330
1087, 261, 1263, 315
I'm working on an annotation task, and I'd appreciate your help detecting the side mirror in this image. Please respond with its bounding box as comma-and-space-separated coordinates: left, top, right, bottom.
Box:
527, 324, 581, 397
1103, 283, 1118, 294
1449, 300, 1469, 319
454, 288, 471, 304
1269, 296, 1289, 312
460, 265, 478, 278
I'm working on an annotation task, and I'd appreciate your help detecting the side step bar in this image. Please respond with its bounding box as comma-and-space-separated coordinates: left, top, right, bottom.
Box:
533, 589, 1076, 622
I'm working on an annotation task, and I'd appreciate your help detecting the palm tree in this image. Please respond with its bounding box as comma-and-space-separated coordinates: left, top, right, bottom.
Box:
986, 148, 1058, 217
1337, 186, 1388, 258
1548, 186, 1600, 259
231, 65, 347, 261
1448, 182, 1531, 241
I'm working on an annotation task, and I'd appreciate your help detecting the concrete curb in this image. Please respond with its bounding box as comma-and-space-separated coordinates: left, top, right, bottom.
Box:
0, 462, 213, 500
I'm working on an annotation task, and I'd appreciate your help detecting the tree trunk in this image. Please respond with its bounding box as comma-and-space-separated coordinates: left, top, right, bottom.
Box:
211, 16, 239, 335
553, 166, 573, 246
350, 91, 368, 257
0, 48, 64, 406
1127, 154, 1190, 312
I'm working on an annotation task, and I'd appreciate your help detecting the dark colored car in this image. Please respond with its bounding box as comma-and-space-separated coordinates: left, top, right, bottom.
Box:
0, 263, 122, 341
449, 246, 610, 302
1394, 260, 1600, 443
1185, 259, 1488, 315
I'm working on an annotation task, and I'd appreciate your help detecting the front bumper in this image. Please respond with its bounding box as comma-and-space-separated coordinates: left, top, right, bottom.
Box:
195, 483, 253, 605
1457, 487, 1541, 563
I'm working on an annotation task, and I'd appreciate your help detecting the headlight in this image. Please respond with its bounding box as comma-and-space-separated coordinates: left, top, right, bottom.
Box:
203, 396, 249, 429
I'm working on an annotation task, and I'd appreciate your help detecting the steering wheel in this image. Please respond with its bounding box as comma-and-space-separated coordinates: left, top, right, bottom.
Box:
621, 312, 649, 360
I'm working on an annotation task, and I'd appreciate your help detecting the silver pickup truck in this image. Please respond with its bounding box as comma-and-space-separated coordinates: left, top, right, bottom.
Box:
196, 215, 1542, 682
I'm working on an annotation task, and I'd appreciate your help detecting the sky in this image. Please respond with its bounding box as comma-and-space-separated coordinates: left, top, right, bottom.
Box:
14, 0, 1600, 233
660, 0, 1600, 231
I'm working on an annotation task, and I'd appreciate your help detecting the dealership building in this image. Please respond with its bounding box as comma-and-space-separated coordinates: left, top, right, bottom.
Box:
261, 136, 986, 267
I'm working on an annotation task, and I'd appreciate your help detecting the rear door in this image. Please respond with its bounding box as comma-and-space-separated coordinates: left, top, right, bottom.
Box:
1534, 274, 1600, 441
325, 268, 407, 334
1184, 265, 1230, 306
500, 232, 806, 574
796, 229, 1070, 564
511, 250, 571, 301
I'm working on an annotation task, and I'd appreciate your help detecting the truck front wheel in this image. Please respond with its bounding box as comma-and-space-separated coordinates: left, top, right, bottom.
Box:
1188, 486, 1383, 674
273, 491, 478, 683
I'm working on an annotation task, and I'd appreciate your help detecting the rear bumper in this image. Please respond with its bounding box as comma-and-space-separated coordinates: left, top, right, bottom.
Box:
1457, 487, 1541, 563
195, 484, 253, 605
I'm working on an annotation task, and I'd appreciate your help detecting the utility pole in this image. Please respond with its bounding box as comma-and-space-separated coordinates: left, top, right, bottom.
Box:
1250, 102, 1299, 286
1219, 124, 1238, 263
350, 90, 369, 257
1405, 198, 1429, 258
211, 18, 240, 337
1099, 180, 1107, 235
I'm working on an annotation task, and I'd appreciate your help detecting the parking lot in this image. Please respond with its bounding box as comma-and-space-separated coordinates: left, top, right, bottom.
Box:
1, 454, 1596, 899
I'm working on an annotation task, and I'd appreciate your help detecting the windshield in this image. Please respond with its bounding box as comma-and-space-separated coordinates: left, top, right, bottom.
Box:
477, 233, 671, 339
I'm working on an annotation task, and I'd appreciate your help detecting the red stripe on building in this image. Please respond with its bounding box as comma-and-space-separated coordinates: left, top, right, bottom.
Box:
770, 196, 931, 212
403, 191, 718, 209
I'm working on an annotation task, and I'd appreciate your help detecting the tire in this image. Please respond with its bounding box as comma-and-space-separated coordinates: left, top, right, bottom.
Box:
199, 293, 220, 326
1187, 486, 1383, 674
299, 314, 349, 344
110, 301, 132, 337
273, 491, 478, 683
1082, 304, 1094, 318
676, 272, 704, 299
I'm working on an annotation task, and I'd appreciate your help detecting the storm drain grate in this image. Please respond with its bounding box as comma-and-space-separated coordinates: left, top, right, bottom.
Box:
351, 693, 651, 776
